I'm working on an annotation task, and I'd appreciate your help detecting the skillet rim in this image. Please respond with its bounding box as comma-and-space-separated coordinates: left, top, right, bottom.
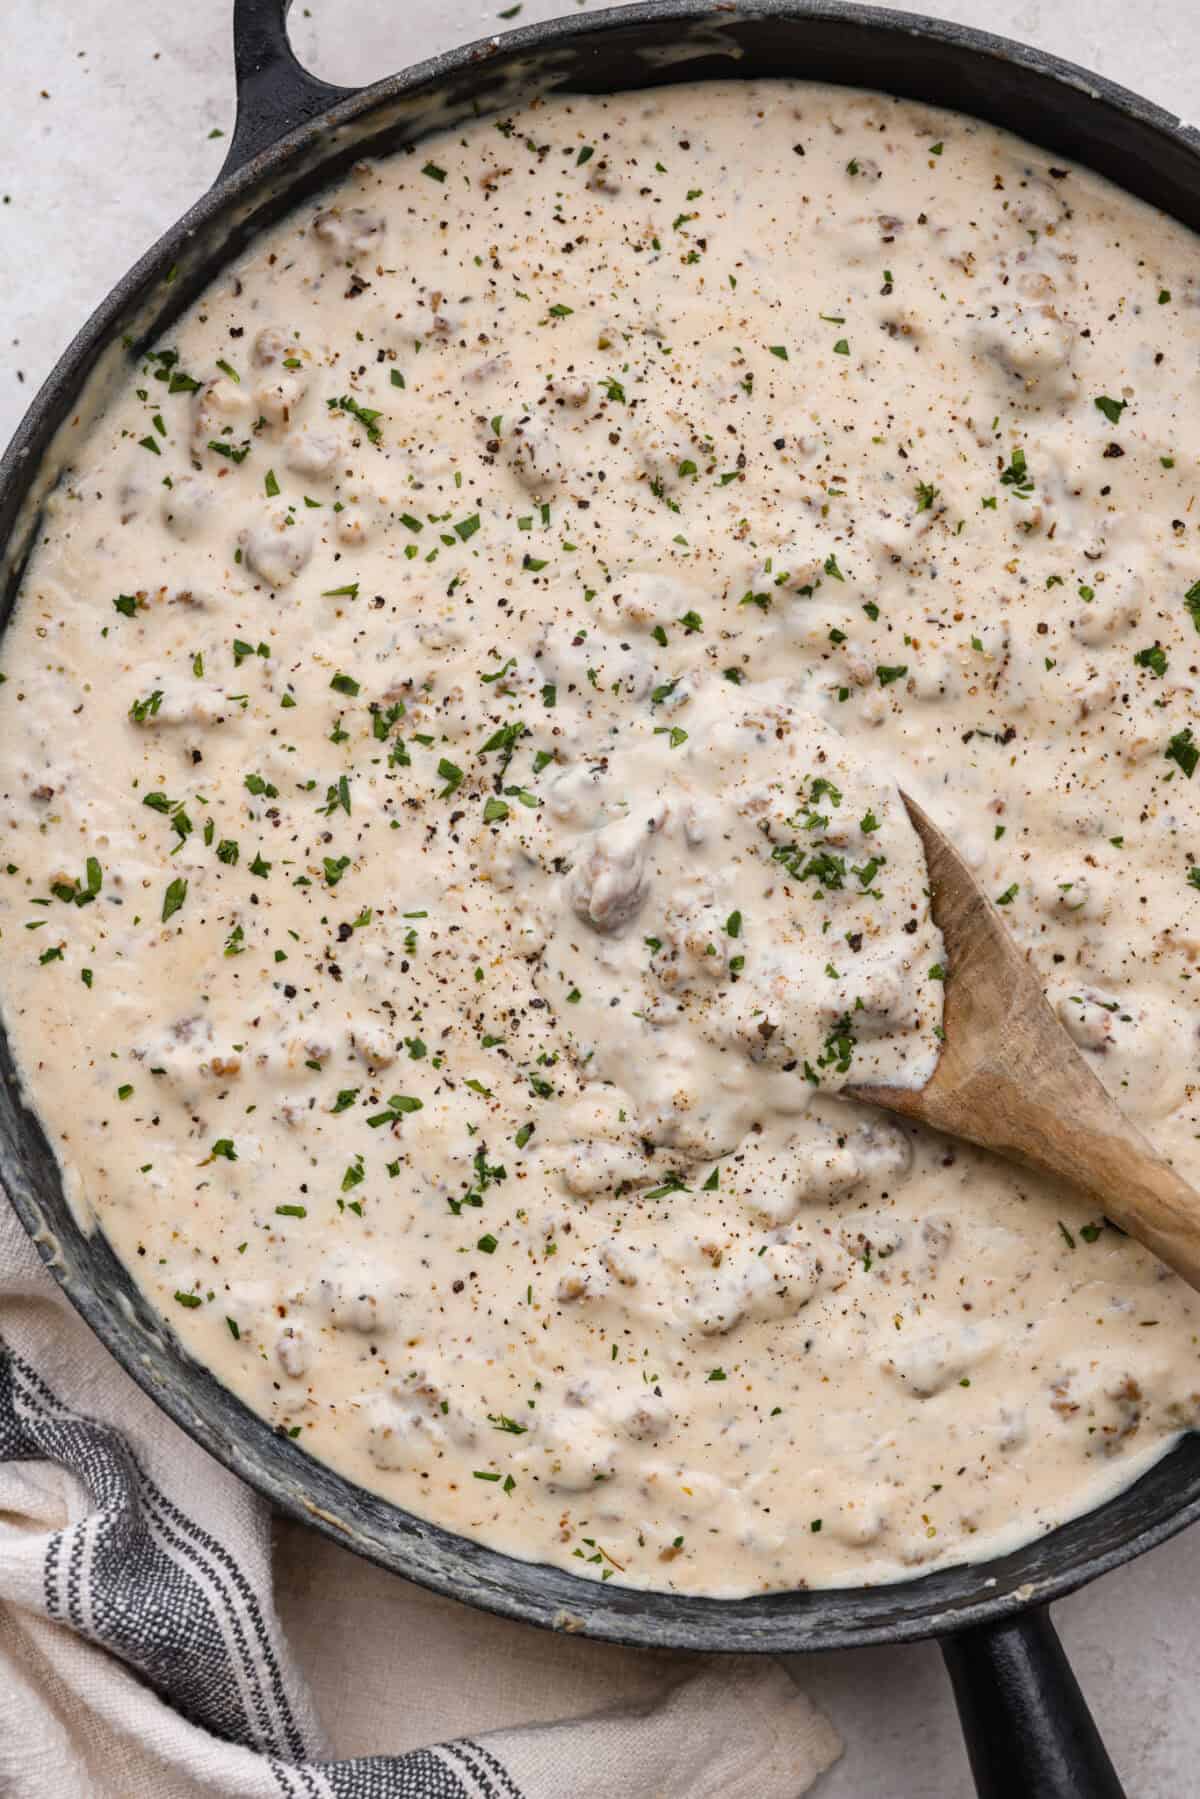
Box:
4, 0, 1200, 1654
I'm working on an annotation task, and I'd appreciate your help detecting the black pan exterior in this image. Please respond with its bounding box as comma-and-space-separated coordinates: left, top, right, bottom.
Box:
3, 1, 1200, 1655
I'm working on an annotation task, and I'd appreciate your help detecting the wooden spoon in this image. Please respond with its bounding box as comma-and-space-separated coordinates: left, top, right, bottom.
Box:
846, 792, 1200, 1291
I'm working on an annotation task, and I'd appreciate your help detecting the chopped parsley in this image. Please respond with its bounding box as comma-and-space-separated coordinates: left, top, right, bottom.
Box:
999, 446, 1033, 495
328, 394, 382, 442
1134, 645, 1168, 678
161, 877, 188, 923
1166, 727, 1199, 779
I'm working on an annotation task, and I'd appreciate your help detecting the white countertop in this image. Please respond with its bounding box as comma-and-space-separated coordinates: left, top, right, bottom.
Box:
2, 3, 1197, 1792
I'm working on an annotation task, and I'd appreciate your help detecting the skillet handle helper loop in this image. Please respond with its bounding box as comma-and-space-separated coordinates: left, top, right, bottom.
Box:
222, 0, 361, 181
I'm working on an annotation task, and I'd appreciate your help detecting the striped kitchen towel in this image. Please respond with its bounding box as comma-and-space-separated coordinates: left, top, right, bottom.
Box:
0, 1198, 840, 1798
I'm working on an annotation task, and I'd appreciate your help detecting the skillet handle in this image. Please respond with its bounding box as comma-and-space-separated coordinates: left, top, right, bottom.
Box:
221, 0, 361, 179
941, 1606, 1124, 1798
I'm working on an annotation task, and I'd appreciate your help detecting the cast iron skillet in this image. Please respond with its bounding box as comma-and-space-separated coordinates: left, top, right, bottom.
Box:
3, 3, 1199, 1791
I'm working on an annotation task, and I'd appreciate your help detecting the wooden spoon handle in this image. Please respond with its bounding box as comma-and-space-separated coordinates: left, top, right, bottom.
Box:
861, 1044, 1200, 1287
851, 791, 1200, 1293
1062, 1130, 1200, 1288
933, 1046, 1200, 1287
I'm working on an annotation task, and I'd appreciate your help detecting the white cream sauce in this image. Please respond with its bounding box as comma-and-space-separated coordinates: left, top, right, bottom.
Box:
3, 81, 1200, 1595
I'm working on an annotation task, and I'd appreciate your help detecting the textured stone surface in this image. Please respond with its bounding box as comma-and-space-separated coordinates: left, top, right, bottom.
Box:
2, 4, 1197, 1792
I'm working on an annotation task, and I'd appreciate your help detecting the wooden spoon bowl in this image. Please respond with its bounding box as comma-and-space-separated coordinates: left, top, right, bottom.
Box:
847, 793, 1200, 1291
